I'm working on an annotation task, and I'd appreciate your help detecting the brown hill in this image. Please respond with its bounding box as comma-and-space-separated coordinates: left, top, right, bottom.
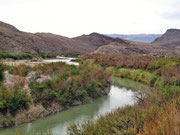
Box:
93, 41, 180, 57
153, 29, 180, 49
0, 21, 179, 56
73, 32, 129, 47
0, 21, 97, 54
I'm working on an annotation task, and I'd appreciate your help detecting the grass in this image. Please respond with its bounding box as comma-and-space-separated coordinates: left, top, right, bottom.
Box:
68, 96, 180, 135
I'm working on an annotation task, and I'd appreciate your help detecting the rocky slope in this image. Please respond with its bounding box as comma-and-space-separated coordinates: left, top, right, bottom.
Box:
93, 41, 180, 57
0, 21, 180, 56
92, 29, 180, 56
0, 21, 97, 54
153, 29, 180, 49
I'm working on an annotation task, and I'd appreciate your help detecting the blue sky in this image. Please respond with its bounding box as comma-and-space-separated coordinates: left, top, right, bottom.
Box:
0, 0, 180, 37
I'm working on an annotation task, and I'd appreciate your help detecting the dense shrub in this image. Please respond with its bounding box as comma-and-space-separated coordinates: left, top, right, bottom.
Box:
68, 97, 180, 135
8, 65, 33, 77
29, 61, 111, 107
68, 54, 180, 135
0, 63, 4, 82
0, 86, 31, 114
83, 54, 180, 86
0, 51, 33, 60
39, 52, 56, 59
114, 68, 158, 86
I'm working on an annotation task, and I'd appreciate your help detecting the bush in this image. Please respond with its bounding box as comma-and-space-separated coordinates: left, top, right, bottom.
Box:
0, 86, 31, 114
0, 63, 4, 82
114, 68, 158, 86
0, 51, 33, 60
8, 65, 32, 77
29, 61, 111, 107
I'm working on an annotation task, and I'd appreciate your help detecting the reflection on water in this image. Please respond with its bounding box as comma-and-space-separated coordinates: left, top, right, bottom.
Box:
0, 86, 136, 135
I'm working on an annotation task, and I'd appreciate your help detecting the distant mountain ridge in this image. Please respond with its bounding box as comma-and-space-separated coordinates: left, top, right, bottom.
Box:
0, 21, 179, 56
0, 21, 131, 54
106, 34, 161, 43
0, 21, 104, 54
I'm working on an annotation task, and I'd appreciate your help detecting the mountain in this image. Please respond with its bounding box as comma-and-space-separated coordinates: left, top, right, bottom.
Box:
0, 21, 179, 56
153, 29, 180, 49
73, 32, 129, 47
92, 41, 179, 56
0, 21, 100, 54
106, 34, 161, 43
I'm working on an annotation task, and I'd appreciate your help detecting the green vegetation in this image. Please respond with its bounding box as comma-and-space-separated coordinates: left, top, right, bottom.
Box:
0, 59, 111, 118
113, 68, 158, 86
0, 86, 31, 114
83, 54, 180, 86
8, 65, 33, 77
39, 52, 56, 59
0, 51, 33, 60
68, 54, 180, 135
0, 53, 179, 134
68, 97, 180, 135
29, 60, 111, 107
71, 58, 82, 63
0, 63, 4, 82
59, 52, 83, 57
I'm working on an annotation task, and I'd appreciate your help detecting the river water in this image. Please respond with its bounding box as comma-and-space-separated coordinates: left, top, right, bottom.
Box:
42, 56, 79, 66
0, 57, 138, 135
0, 86, 136, 135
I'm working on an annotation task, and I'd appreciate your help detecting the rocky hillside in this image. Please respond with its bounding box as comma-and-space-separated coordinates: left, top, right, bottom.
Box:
73, 32, 129, 47
93, 40, 180, 57
0, 21, 98, 54
0, 21, 179, 56
153, 29, 180, 49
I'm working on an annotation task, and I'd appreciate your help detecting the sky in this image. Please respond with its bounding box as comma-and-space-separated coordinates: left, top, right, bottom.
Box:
0, 0, 180, 37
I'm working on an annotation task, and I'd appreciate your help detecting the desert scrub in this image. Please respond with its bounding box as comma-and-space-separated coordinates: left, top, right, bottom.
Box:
0, 63, 4, 82
7, 62, 73, 77
29, 61, 111, 107
68, 94, 180, 135
114, 68, 158, 86
39, 52, 56, 58
83, 54, 180, 84
112, 77, 151, 92
8, 65, 33, 77
0, 86, 31, 114
0, 51, 33, 60
33, 62, 72, 75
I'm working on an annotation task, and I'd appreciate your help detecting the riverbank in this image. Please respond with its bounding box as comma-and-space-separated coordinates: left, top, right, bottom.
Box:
0, 85, 136, 135
68, 54, 180, 135
0, 59, 111, 129
0, 86, 110, 128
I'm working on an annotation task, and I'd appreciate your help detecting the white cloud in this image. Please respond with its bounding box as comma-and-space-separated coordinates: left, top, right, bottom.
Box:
0, 0, 179, 37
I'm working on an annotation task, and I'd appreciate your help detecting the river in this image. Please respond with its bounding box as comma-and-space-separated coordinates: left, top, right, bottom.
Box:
0, 57, 138, 135
0, 86, 136, 135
